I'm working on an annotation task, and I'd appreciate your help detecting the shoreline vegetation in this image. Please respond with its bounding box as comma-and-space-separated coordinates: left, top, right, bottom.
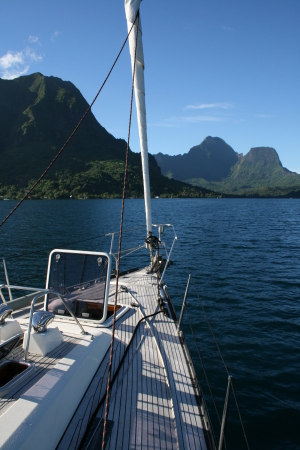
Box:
1, 182, 299, 200
1, 74, 300, 201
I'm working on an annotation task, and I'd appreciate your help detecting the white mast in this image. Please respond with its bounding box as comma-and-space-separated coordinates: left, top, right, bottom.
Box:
125, 0, 152, 237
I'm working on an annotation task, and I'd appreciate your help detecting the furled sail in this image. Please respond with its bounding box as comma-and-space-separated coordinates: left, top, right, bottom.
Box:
125, 0, 152, 236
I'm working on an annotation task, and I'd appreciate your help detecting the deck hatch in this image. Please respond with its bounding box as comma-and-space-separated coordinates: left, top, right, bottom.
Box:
45, 250, 112, 323
0, 359, 35, 397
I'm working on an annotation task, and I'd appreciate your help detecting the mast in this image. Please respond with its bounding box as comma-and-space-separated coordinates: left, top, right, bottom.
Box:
125, 0, 152, 238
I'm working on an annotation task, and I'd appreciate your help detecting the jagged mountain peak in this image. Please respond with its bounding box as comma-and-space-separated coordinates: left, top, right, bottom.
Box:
154, 136, 238, 182
154, 138, 300, 195
245, 147, 282, 166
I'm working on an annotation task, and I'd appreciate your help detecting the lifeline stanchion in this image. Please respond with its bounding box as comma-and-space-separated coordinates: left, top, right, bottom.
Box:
177, 274, 191, 331
218, 375, 232, 450
3, 259, 13, 301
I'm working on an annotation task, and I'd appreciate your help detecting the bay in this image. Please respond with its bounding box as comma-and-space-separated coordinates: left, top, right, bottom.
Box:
0, 198, 299, 449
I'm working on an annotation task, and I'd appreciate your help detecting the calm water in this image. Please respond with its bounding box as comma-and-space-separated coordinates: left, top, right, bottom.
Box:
0, 198, 299, 449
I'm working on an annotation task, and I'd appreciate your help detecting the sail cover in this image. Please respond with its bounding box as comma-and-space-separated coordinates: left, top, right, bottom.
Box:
125, 0, 152, 236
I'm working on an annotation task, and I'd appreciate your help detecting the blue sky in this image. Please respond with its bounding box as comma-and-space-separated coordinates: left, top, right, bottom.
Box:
1, 0, 299, 172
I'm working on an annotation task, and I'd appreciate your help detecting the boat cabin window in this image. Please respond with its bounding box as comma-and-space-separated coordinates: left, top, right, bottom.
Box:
45, 250, 110, 322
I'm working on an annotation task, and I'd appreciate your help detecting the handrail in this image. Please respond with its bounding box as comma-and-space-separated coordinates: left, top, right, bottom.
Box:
0, 284, 92, 360
23, 289, 86, 360
24, 289, 91, 361
0, 287, 7, 305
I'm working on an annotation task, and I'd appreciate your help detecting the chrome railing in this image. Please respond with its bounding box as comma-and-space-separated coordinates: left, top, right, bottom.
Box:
0, 284, 93, 360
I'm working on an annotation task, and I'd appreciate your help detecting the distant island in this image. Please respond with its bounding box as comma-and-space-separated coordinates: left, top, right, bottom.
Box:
0, 73, 216, 200
1, 73, 299, 200
154, 137, 300, 197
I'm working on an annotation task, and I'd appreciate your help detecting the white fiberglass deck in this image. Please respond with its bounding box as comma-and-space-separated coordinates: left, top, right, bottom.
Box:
0, 268, 212, 450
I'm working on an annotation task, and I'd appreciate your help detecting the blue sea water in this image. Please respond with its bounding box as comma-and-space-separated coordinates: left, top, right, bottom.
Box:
0, 198, 299, 449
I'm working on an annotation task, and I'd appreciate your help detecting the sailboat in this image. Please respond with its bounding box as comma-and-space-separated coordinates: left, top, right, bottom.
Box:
0, 1, 247, 449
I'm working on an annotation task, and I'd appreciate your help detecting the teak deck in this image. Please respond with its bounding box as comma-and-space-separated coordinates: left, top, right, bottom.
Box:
1, 269, 211, 450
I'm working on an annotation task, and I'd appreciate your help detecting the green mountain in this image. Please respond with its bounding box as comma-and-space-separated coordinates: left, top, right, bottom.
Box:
0, 73, 216, 199
154, 137, 300, 196
155, 137, 238, 182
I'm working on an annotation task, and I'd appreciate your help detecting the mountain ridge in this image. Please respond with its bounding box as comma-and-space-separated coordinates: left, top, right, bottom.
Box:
0, 73, 216, 199
155, 137, 238, 182
154, 138, 300, 196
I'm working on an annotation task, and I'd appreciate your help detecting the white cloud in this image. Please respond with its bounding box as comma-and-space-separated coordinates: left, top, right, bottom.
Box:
0, 48, 42, 80
0, 51, 24, 69
151, 115, 224, 127
150, 102, 236, 127
185, 102, 234, 111
182, 115, 224, 123
1, 66, 30, 80
28, 35, 41, 45
51, 30, 61, 41
25, 48, 42, 63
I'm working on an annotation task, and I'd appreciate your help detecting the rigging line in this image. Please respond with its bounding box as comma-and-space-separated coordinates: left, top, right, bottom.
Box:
112, 244, 145, 260
176, 239, 250, 448
230, 382, 250, 450
0, 246, 143, 289
1, 225, 146, 261
111, 243, 144, 255
106, 224, 146, 237
164, 252, 221, 439
0, 17, 138, 230
101, 11, 140, 450
176, 240, 230, 376
184, 303, 222, 446
184, 303, 221, 417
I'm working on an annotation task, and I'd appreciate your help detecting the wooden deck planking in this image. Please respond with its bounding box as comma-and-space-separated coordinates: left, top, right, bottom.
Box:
145, 336, 175, 449
3, 268, 209, 449
135, 280, 181, 450
107, 324, 139, 447
132, 270, 207, 449
166, 317, 207, 450
98, 268, 207, 450
110, 292, 141, 448
157, 316, 195, 448
116, 309, 136, 450
58, 295, 140, 450
129, 277, 177, 447
101, 274, 180, 449
152, 304, 207, 449
138, 283, 178, 449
